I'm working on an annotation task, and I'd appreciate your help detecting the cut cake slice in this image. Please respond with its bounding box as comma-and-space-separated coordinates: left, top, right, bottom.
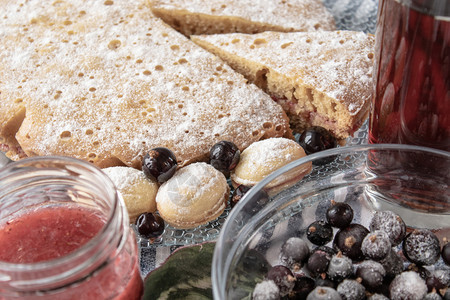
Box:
0, 0, 291, 168
149, 0, 336, 35
191, 31, 375, 139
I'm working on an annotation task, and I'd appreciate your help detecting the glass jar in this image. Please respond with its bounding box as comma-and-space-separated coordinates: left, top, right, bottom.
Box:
0, 156, 143, 299
369, 0, 450, 151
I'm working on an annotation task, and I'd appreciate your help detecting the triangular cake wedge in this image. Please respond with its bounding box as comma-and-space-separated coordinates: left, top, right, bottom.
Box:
191, 31, 375, 139
149, 0, 336, 35
0, 0, 291, 168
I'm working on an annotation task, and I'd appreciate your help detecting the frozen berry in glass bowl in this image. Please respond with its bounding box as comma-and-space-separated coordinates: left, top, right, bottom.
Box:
212, 144, 450, 300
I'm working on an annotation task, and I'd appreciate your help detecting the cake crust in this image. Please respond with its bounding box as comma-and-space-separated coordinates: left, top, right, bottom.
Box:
191, 31, 375, 139
149, 0, 336, 35
0, 0, 291, 168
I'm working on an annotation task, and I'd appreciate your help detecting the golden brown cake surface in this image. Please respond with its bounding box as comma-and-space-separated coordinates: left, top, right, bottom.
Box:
191, 31, 375, 139
149, 0, 336, 35
0, 0, 291, 168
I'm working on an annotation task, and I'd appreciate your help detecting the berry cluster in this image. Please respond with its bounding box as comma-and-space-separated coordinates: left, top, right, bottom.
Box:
252, 201, 450, 300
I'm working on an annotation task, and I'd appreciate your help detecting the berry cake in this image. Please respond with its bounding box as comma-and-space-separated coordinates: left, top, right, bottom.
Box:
0, 0, 291, 168
191, 30, 375, 139
149, 0, 336, 36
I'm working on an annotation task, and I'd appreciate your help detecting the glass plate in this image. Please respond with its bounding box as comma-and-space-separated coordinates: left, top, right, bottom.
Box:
137, 0, 378, 248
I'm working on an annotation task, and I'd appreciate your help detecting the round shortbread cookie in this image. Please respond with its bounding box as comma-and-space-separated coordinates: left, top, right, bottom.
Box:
156, 162, 229, 229
103, 166, 158, 223
231, 137, 311, 192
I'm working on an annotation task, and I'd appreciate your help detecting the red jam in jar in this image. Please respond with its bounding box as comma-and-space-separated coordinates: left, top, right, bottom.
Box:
0, 157, 143, 300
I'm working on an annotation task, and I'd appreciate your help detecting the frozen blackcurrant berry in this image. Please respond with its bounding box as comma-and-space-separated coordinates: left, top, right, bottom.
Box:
266, 265, 296, 297
369, 211, 406, 246
142, 147, 177, 184
389, 271, 428, 300
425, 269, 450, 294
361, 230, 391, 261
307, 220, 333, 246
209, 141, 240, 177
403, 229, 441, 266
306, 286, 341, 300
441, 242, 450, 265
355, 260, 386, 290
135, 212, 165, 239
289, 275, 315, 300
379, 248, 404, 279
336, 279, 366, 300
252, 279, 280, 300
306, 246, 336, 277
230, 184, 251, 209
297, 126, 337, 165
326, 201, 353, 229
333, 223, 369, 261
280, 237, 310, 271
327, 252, 353, 282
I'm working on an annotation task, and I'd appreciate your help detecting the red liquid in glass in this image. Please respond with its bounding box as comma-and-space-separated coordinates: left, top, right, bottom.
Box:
370, 0, 450, 151
0, 206, 143, 300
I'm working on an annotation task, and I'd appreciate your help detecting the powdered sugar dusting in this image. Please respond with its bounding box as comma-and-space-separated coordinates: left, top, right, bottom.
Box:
192, 30, 374, 115
0, 0, 290, 168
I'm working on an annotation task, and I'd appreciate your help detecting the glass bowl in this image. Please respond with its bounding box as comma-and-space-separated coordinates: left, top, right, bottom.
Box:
212, 144, 450, 299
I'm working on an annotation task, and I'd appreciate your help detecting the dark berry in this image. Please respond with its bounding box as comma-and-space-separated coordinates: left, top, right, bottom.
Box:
142, 147, 177, 184
306, 246, 336, 277
135, 212, 165, 239
379, 249, 404, 279
230, 184, 251, 208
266, 265, 296, 297
307, 220, 333, 246
336, 279, 366, 300
327, 252, 353, 282
209, 140, 240, 177
361, 230, 391, 260
389, 271, 428, 300
403, 229, 441, 265
442, 242, 450, 265
355, 260, 386, 290
326, 201, 354, 229
252, 279, 280, 300
288, 275, 315, 300
333, 223, 369, 261
280, 237, 310, 271
369, 211, 406, 246
306, 286, 341, 300
425, 269, 450, 294
297, 126, 337, 166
